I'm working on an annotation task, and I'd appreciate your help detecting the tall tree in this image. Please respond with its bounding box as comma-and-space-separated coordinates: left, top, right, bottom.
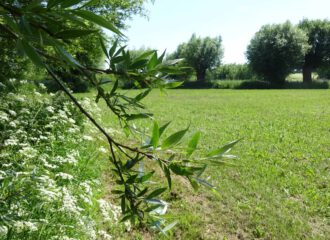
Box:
171, 34, 223, 82
298, 19, 330, 83
246, 21, 309, 85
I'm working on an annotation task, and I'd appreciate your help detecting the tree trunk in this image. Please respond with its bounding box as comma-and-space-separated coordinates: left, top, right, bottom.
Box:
303, 65, 312, 83
196, 69, 206, 82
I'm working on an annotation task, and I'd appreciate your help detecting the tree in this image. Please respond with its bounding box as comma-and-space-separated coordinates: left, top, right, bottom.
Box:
171, 34, 223, 82
0, 0, 237, 233
298, 19, 330, 83
246, 21, 309, 85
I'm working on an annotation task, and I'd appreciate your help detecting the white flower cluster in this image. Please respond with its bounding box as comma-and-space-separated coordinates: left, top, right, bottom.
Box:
0, 88, 122, 239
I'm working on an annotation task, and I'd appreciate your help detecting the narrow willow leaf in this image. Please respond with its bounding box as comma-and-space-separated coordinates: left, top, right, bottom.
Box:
109, 39, 118, 57
162, 221, 178, 233
139, 171, 155, 183
19, 39, 44, 67
109, 79, 118, 96
134, 88, 151, 102
188, 176, 199, 190
145, 188, 167, 200
161, 127, 189, 149
47, 0, 65, 8
126, 113, 153, 121
55, 29, 97, 39
186, 132, 201, 157
121, 196, 126, 213
163, 165, 171, 189
193, 177, 219, 191
147, 52, 158, 70
54, 44, 82, 67
150, 121, 159, 149
159, 121, 171, 137
164, 81, 184, 89
99, 37, 109, 59
206, 139, 240, 158
169, 163, 194, 176
74, 10, 122, 35
60, 0, 82, 8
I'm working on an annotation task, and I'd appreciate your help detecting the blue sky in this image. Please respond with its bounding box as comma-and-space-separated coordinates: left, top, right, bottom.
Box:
124, 0, 330, 63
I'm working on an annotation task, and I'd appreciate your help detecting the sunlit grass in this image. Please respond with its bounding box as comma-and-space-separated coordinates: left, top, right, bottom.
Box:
82, 89, 330, 239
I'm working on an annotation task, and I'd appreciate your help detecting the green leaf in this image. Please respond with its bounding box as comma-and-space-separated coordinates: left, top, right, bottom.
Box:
161, 127, 189, 149
55, 29, 97, 39
47, 0, 66, 8
109, 39, 118, 57
159, 121, 171, 137
121, 196, 126, 213
130, 59, 149, 69
19, 39, 44, 67
188, 176, 199, 190
206, 139, 240, 158
150, 121, 159, 149
138, 171, 155, 183
99, 37, 109, 59
126, 113, 153, 121
145, 188, 167, 200
186, 132, 201, 157
60, 0, 82, 8
74, 10, 122, 35
134, 88, 151, 102
163, 165, 172, 189
193, 177, 219, 192
53, 43, 82, 67
147, 52, 158, 70
162, 221, 178, 233
134, 50, 156, 62
164, 81, 184, 89
169, 163, 195, 176
109, 79, 118, 96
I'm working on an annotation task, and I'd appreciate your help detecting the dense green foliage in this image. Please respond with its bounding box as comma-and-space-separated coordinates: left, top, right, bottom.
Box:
91, 89, 329, 239
210, 63, 255, 80
298, 19, 330, 83
170, 34, 224, 82
247, 21, 309, 85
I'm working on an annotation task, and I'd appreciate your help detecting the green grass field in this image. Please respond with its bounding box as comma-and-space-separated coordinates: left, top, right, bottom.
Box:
86, 89, 330, 239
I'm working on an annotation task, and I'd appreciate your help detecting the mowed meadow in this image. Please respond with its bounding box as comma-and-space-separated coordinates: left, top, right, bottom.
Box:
82, 89, 330, 239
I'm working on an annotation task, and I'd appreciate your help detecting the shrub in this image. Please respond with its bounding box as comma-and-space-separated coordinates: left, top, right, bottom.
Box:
0, 82, 127, 239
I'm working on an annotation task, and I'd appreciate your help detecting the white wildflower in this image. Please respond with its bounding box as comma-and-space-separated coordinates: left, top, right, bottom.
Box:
9, 121, 17, 128
98, 230, 113, 240
0, 171, 6, 180
46, 106, 55, 113
39, 83, 47, 90
0, 111, 9, 122
18, 146, 38, 158
0, 225, 8, 237
56, 172, 74, 181
4, 137, 19, 146
80, 182, 92, 196
8, 110, 17, 116
34, 90, 42, 96
61, 188, 82, 215
99, 147, 107, 153
83, 135, 94, 141
13, 221, 38, 233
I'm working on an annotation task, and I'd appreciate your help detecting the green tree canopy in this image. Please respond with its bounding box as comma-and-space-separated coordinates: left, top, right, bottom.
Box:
298, 19, 330, 83
171, 34, 224, 82
246, 21, 309, 85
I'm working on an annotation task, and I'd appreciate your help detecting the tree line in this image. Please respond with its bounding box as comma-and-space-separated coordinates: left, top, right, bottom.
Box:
170, 19, 330, 86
